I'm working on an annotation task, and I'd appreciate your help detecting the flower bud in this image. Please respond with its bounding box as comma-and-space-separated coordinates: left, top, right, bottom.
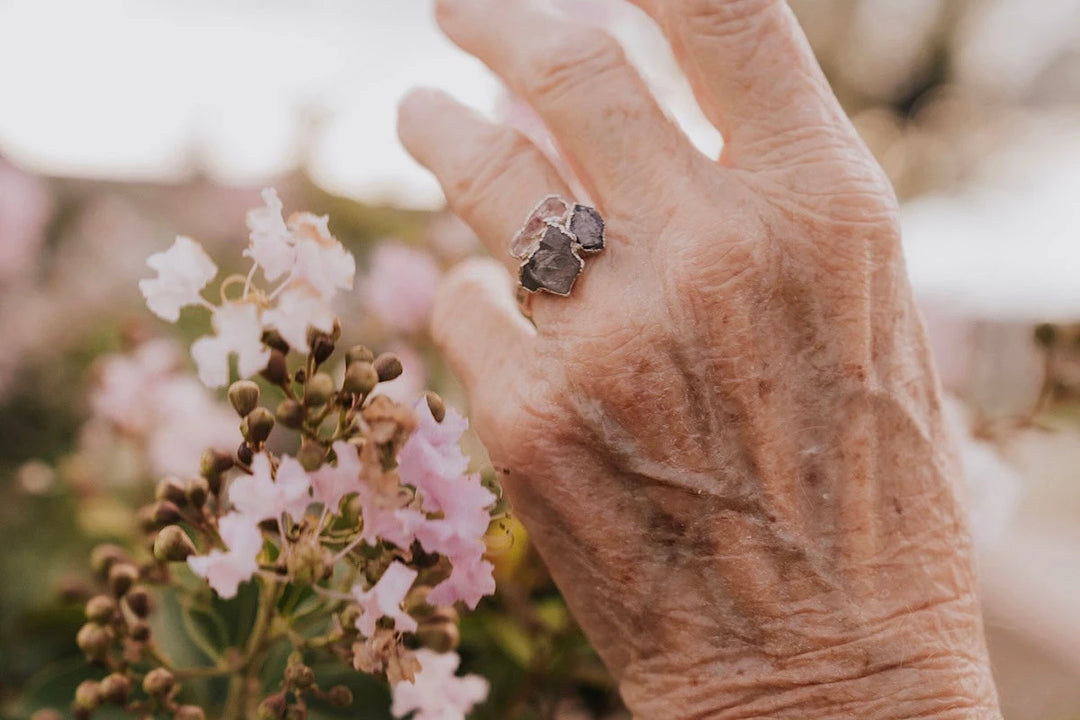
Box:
416, 616, 460, 652
303, 373, 335, 407
284, 662, 316, 690
276, 399, 304, 429
345, 345, 374, 366
1034, 323, 1057, 348
125, 587, 151, 617
237, 442, 255, 466
129, 620, 151, 641
286, 540, 332, 586
200, 449, 233, 494
326, 685, 353, 708
311, 334, 335, 365
424, 391, 446, 423
261, 349, 289, 386
342, 361, 378, 396
89, 544, 128, 580
142, 667, 175, 697
85, 594, 117, 624
257, 693, 287, 720
99, 673, 131, 705
261, 329, 290, 354
76, 623, 113, 662
373, 353, 402, 382
154, 526, 197, 563
155, 478, 189, 507
74, 680, 101, 710
242, 407, 275, 444
108, 563, 139, 597
228, 380, 261, 417
175, 706, 207, 720
297, 441, 326, 472
331, 317, 342, 341
151, 500, 182, 527
186, 477, 210, 509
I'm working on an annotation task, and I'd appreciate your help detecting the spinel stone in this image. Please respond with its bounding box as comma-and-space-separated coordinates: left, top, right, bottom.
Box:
568, 204, 604, 252
511, 195, 570, 259
519, 224, 584, 296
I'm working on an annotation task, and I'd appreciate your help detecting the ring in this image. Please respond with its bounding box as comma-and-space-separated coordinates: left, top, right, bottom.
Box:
511, 195, 605, 296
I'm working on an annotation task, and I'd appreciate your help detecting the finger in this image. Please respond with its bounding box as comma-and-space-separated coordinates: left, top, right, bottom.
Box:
628, 0, 854, 169
431, 258, 536, 401
434, 0, 697, 208
398, 88, 571, 277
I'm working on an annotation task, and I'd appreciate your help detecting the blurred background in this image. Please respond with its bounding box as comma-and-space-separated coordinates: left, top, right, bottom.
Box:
1, 0, 1078, 718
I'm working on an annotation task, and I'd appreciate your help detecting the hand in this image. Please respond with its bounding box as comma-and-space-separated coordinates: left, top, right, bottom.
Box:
398, 1, 1001, 718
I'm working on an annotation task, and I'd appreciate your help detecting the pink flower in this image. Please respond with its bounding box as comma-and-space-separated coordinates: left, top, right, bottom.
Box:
147, 376, 242, 477
91, 340, 182, 434
311, 440, 363, 510
245, 188, 295, 282
364, 242, 441, 334
139, 236, 218, 322
426, 553, 496, 610
351, 561, 419, 637
262, 287, 335, 354
188, 512, 264, 599
229, 453, 312, 522
289, 212, 356, 299
190, 301, 270, 388
398, 402, 481, 516
391, 650, 489, 720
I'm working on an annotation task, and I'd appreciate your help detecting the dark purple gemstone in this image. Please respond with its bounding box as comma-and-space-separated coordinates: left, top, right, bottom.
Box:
519, 224, 584, 296
568, 204, 604, 252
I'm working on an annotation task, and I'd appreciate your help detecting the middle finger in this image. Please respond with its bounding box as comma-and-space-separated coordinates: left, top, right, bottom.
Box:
435, 0, 696, 210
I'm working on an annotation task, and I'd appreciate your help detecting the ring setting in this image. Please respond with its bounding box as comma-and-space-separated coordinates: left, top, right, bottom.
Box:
511, 195, 605, 296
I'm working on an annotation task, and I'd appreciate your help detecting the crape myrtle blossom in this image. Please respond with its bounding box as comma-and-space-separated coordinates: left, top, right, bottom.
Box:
140, 188, 355, 387
229, 453, 312, 522
352, 561, 419, 637
363, 242, 441, 334
187, 512, 264, 599
399, 401, 497, 609
391, 649, 490, 720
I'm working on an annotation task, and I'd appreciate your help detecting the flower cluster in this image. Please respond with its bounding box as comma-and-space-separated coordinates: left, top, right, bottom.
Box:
66, 191, 495, 720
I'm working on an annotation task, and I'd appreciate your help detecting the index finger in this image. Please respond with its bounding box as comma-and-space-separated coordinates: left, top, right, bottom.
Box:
629, 0, 856, 170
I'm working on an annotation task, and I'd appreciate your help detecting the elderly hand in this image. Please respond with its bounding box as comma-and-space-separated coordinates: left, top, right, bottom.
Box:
398, 1, 1001, 717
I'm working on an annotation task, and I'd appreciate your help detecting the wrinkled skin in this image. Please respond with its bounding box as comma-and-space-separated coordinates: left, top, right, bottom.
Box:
397, 0, 1002, 717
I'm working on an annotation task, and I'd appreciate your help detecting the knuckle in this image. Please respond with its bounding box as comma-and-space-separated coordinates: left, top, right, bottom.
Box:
678, 0, 781, 38
523, 28, 627, 106
450, 128, 540, 221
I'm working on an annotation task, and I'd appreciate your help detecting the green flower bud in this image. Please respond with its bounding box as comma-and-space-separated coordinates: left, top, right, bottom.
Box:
242, 407, 275, 444
424, 391, 446, 423
286, 540, 332, 586
84, 594, 117, 624
155, 478, 188, 506
89, 544, 128, 580
124, 587, 151, 617
342, 361, 378, 396
345, 345, 374, 366
303, 373, 335, 407
99, 673, 131, 705
373, 353, 403, 382
76, 623, 113, 662
276, 399, 304, 429
186, 477, 210, 509
200, 449, 233, 494
228, 380, 261, 417
261, 349, 290, 386
154, 526, 197, 563
257, 693, 287, 720
151, 500, 182, 526
174, 705, 207, 720
326, 685, 353, 708
108, 563, 139, 597
311, 334, 335, 365
74, 680, 101, 710
142, 667, 175, 697
237, 442, 255, 466
284, 662, 316, 689
297, 441, 326, 472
